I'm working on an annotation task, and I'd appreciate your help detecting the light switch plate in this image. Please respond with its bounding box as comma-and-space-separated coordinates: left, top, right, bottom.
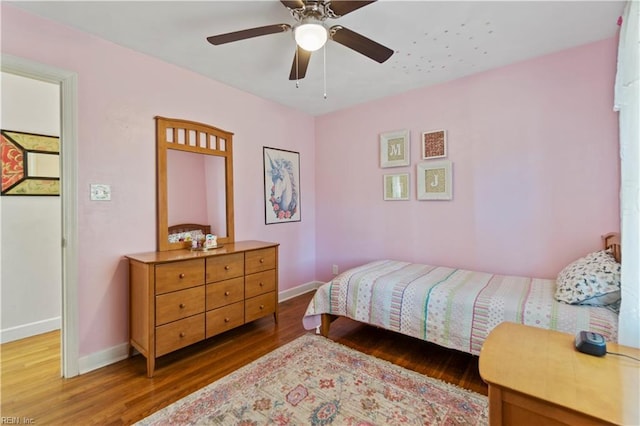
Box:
90, 184, 111, 201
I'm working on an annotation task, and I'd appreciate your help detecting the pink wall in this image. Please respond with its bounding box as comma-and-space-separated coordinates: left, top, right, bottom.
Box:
1, 4, 316, 357
315, 37, 620, 282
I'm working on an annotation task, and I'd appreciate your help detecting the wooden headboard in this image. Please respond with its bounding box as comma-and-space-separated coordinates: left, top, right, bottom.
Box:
168, 223, 211, 235
602, 232, 621, 263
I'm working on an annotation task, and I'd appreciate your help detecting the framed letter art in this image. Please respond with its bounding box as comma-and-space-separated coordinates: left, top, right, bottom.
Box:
383, 173, 410, 201
263, 147, 301, 224
422, 129, 447, 160
380, 129, 410, 168
417, 160, 452, 200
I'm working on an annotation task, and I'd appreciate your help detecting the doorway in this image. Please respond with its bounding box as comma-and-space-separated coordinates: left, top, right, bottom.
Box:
1, 54, 79, 377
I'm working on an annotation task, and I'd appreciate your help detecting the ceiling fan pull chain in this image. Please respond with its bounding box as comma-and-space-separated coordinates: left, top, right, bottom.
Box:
295, 46, 300, 88
323, 44, 327, 99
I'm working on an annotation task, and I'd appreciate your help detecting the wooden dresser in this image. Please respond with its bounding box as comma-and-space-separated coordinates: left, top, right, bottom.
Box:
479, 322, 640, 426
126, 240, 279, 377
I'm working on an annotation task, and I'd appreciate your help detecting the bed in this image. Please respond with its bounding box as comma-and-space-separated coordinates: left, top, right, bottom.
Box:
303, 233, 621, 356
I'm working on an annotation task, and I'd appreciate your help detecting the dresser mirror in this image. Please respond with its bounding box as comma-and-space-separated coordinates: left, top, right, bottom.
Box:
156, 116, 235, 251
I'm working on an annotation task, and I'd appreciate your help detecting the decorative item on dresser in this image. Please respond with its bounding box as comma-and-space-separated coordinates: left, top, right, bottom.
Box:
126, 240, 279, 377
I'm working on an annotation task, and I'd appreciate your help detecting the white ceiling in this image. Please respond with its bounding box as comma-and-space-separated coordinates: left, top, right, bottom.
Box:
11, 1, 625, 116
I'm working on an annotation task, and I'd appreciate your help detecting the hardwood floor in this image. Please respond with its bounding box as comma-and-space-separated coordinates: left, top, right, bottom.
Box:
1, 292, 487, 425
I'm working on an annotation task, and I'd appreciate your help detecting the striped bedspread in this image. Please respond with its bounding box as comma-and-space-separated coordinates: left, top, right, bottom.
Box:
303, 260, 619, 355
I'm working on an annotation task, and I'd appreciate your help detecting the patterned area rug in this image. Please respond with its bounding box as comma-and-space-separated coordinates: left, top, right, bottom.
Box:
136, 334, 488, 425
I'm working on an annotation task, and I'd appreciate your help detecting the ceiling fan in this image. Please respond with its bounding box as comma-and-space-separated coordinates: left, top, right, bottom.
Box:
206, 0, 394, 81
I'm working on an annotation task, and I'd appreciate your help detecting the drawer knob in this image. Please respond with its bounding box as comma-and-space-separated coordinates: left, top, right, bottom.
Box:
179, 273, 185, 279
259, 282, 264, 287
179, 332, 186, 338
179, 303, 185, 309
260, 258, 265, 263
224, 291, 230, 296
259, 304, 265, 310
224, 265, 230, 270
224, 317, 230, 323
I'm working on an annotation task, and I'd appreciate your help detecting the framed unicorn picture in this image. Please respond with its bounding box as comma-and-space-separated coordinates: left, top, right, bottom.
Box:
263, 147, 301, 224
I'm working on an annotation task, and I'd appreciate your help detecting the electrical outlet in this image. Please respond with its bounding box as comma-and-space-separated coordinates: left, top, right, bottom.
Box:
332, 264, 339, 275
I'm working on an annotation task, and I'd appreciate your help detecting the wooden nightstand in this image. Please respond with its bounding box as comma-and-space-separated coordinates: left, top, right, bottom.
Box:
479, 322, 639, 426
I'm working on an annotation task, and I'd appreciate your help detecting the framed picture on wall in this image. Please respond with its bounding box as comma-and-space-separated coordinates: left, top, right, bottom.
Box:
383, 173, 410, 201
380, 129, 410, 168
422, 129, 447, 160
1, 129, 60, 196
417, 160, 452, 200
263, 147, 301, 224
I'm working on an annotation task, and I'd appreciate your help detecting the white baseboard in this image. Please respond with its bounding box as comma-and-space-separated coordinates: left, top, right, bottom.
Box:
78, 342, 130, 374
1, 317, 61, 344
73, 281, 323, 374
278, 280, 323, 302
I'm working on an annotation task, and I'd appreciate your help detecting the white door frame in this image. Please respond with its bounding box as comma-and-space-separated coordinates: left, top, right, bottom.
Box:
2, 54, 79, 377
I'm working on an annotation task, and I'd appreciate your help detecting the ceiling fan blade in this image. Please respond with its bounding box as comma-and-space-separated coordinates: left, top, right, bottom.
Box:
329, 1, 376, 16
329, 26, 393, 63
207, 24, 291, 45
289, 46, 312, 80
280, 0, 305, 9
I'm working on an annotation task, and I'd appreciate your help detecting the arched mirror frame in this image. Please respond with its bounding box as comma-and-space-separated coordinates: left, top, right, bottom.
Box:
156, 116, 235, 251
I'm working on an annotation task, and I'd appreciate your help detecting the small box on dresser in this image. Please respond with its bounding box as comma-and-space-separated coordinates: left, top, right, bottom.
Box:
126, 240, 279, 377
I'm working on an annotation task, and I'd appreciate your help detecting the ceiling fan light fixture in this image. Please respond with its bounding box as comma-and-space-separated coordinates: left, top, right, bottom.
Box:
295, 20, 327, 52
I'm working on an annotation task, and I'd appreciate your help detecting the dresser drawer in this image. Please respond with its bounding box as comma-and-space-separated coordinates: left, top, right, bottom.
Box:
245, 247, 276, 275
245, 292, 276, 323
206, 253, 244, 283
156, 314, 204, 357
156, 286, 205, 326
156, 259, 205, 294
206, 302, 244, 338
245, 270, 276, 299
206, 277, 244, 310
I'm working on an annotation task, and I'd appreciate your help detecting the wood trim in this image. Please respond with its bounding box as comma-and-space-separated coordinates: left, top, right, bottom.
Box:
500, 388, 611, 426
320, 314, 338, 337
487, 386, 502, 426
156, 116, 235, 251
602, 232, 621, 262
157, 117, 170, 251
225, 141, 235, 244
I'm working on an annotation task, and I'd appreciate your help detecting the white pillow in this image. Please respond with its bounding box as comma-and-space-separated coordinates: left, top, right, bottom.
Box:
554, 249, 621, 306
